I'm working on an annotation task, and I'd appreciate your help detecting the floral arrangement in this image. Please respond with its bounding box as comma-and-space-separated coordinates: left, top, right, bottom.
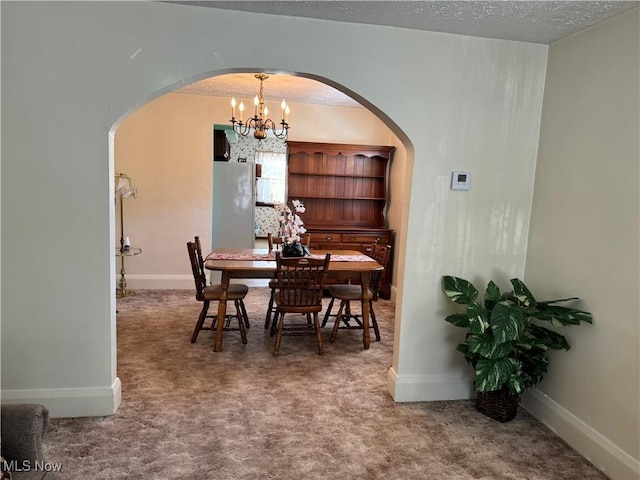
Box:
274, 199, 306, 245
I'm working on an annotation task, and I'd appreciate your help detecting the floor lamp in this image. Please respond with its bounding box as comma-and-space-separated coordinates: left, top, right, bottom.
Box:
115, 173, 138, 298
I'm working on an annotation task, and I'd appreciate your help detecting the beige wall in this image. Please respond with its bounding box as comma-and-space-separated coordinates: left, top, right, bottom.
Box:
522, 9, 639, 479
115, 91, 405, 289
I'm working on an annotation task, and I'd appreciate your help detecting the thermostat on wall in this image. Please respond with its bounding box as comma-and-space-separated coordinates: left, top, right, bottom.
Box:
451, 171, 471, 190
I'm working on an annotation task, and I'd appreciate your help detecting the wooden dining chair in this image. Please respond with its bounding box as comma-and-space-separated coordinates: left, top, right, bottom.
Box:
267, 232, 311, 251
323, 243, 391, 343
272, 252, 331, 356
267, 232, 283, 251
186, 240, 249, 344
264, 233, 311, 330
194, 236, 249, 328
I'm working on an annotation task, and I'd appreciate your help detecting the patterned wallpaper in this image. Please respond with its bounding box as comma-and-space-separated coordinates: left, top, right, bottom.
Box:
229, 134, 287, 163
255, 206, 281, 238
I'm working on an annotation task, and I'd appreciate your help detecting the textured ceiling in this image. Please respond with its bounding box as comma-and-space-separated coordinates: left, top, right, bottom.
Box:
171, 1, 639, 107
167, 1, 638, 43
176, 73, 362, 108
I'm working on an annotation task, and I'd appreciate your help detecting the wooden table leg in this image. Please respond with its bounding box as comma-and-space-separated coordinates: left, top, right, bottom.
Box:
213, 271, 230, 352
360, 271, 372, 350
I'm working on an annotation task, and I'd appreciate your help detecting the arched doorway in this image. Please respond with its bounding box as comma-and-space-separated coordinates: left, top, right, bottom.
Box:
111, 69, 411, 404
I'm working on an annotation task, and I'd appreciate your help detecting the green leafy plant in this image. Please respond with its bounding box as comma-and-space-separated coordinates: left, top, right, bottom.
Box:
442, 276, 592, 396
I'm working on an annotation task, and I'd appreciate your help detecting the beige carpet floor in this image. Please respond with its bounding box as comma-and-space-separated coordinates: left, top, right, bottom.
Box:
44, 288, 608, 479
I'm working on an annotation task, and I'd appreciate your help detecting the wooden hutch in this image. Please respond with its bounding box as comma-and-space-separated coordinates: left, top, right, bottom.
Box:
286, 141, 395, 298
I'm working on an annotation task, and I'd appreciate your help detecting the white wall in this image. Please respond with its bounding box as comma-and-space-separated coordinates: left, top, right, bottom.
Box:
522, 9, 640, 480
2, 0, 546, 431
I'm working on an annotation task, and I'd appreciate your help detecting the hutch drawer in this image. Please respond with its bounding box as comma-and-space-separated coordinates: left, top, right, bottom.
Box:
341, 233, 389, 244
312, 231, 342, 243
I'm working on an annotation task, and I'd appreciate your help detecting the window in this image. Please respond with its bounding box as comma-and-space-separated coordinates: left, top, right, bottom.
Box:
255, 151, 286, 204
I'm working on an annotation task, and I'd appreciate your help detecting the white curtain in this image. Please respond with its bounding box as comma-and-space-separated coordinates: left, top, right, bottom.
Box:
255, 151, 286, 204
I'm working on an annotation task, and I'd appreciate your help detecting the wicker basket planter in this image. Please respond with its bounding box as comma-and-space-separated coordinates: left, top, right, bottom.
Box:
443, 276, 593, 424
476, 389, 520, 423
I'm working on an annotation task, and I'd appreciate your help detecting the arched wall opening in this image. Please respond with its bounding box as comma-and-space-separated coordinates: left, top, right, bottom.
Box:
109, 68, 414, 401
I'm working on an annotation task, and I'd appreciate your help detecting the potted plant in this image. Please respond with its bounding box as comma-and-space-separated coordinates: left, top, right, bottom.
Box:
442, 276, 592, 422
274, 199, 307, 257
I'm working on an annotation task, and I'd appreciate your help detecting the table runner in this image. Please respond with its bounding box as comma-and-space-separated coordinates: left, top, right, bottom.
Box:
206, 252, 373, 262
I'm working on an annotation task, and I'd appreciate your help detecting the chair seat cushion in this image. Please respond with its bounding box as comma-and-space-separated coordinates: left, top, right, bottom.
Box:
203, 283, 249, 301
327, 284, 367, 301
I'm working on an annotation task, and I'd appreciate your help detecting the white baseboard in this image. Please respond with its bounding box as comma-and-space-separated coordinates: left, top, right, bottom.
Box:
387, 371, 639, 479
522, 389, 639, 480
387, 367, 475, 402
124, 275, 193, 290
124, 275, 270, 290
1, 377, 122, 418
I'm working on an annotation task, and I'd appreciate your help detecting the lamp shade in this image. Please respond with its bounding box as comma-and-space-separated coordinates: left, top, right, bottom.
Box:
115, 173, 137, 199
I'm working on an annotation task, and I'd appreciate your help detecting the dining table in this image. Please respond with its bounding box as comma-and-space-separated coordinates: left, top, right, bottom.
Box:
204, 248, 383, 352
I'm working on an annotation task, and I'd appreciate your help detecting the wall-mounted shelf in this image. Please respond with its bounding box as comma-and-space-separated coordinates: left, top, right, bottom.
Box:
287, 141, 394, 229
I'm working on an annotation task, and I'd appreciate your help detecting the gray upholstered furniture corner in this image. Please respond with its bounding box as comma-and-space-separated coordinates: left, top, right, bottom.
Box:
1, 404, 61, 480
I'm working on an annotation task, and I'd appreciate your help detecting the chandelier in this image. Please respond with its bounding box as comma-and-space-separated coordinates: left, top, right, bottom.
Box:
230, 74, 290, 140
